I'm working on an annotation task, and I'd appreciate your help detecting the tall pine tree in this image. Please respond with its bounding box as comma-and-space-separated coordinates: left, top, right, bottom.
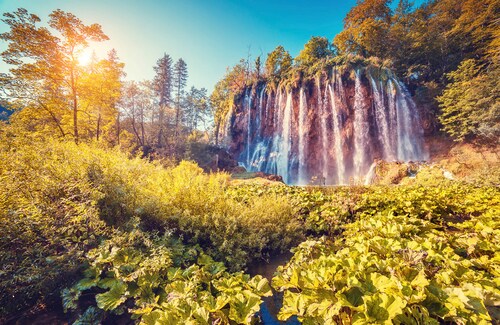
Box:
153, 54, 173, 147
173, 58, 188, 136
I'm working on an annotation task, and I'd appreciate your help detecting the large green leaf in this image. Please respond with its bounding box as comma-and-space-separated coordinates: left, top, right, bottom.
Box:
96, 281, 128, 311
228, 291, 262, 324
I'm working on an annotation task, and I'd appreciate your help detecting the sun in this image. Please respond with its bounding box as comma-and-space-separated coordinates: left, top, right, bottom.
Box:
77, 48, 94, 66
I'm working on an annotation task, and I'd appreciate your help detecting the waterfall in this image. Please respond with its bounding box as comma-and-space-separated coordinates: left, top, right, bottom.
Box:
234, 66, 426, 185
277, 91, 293, 183
297, 87, 308, 184
257, 87, 265, 137
364, 161, 377, 185
318, 79, 329, 183
245, 89, 253, 168
352, 70, 369, 177
369, 73, 392, 160
329, 74, 345, 184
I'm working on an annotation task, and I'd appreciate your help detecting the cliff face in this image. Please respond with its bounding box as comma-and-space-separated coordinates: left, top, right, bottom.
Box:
224, 66, 427, 185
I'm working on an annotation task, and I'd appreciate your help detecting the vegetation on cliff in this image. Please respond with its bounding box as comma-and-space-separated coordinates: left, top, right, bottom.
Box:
211, 0, 499, 143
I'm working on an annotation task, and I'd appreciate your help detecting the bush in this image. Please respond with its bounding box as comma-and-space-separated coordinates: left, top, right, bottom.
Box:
63, 224, 273, 325
0, 134, 306, 319
272, 184, 500, 324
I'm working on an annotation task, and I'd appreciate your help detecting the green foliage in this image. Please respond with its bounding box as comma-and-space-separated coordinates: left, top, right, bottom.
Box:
0, 133, 111, 317
273, 183, 500, 324
438, 59, 500, 142
0, 133, 305, 319
265, 45, 293, 86
295, 36, 334, 67
65, 227, 272, 324
334, 0, 392, 58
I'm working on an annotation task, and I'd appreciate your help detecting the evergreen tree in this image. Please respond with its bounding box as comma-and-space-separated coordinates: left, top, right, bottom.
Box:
173, 58, 188, 136
254, 55, 262, 80
153, 54, 173, 147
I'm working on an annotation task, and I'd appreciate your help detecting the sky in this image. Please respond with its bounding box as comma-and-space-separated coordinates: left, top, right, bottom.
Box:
0, 0, 422, 92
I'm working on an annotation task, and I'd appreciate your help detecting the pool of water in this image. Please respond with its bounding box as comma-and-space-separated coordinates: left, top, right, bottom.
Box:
247, 252, 300, 325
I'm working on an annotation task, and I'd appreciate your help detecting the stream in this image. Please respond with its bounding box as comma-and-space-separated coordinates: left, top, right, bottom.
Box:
247, 252, 300, 325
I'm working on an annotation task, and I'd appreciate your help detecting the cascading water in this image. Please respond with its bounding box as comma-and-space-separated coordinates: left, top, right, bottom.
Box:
318, 79, 329, 184
352, 69, 369, 177
297, 87, 308, 185
233, 66, 427, 185
369, 75, 392, 160
329, 70, 346, 184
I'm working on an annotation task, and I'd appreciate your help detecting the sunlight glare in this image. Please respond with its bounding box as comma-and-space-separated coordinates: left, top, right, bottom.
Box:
77, 48, 94, 66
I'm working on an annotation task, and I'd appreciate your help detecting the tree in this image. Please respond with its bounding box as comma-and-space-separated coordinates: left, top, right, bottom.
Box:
210, 80, 231, 146
334, 0, 392, 58
153, 54, 173, 147
254, 55, 262, 80
184, 87, 209, 132
295, 36, 334, 67
121, 80, 156, 148
265, 46, 293, 81
438, 59, 499, 143
79, 49, 125, 143
173, 58, 188, 136
0, 8, 110, 143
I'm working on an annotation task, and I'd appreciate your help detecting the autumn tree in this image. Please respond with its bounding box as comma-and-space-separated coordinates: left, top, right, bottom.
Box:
438, 59, 499, 143
153, 54, 173, 147
79, 49, 125, 143
121, 80, 157, 149
184, 87, 209, 132
0, 8, 110, 143
334, 0, 392, 58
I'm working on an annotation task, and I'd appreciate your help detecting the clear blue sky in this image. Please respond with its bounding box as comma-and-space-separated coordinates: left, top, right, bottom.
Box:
0, 0, 422, 92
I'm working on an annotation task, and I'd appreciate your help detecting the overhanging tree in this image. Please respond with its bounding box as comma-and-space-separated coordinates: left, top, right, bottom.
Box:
0, 8, 110, 143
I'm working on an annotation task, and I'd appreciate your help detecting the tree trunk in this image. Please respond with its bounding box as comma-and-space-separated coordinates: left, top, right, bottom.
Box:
116, 111, 121, 145
96, 111, 101, 141
158, 105, 164, 148
140, 106, 146, 146
215, 119, 221, 146
175, 87, 181, 137
70, 68, 79, 144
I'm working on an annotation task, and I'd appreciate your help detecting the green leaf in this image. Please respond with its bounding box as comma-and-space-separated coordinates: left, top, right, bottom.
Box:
228, 292, 262, 325
248, 275, 272, 296
364, 293, 406, 324
96, 281, 128, 311
73, 306, 103, 325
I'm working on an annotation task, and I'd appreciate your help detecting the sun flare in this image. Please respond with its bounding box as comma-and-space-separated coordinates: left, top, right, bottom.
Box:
77, 48, 94, 66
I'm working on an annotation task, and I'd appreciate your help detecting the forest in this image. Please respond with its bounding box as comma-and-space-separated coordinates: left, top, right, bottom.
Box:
0, 0, 499, 324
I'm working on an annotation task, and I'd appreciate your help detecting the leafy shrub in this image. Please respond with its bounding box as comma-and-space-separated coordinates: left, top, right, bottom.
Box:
273, 212, 500, 324
0, 135, 111, 318
0, 135, 305, 319
272, 184, 500, 324
63, 226, 272, 324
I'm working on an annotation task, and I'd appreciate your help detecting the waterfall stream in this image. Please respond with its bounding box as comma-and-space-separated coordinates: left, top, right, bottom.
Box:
232, 66, 426, 185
